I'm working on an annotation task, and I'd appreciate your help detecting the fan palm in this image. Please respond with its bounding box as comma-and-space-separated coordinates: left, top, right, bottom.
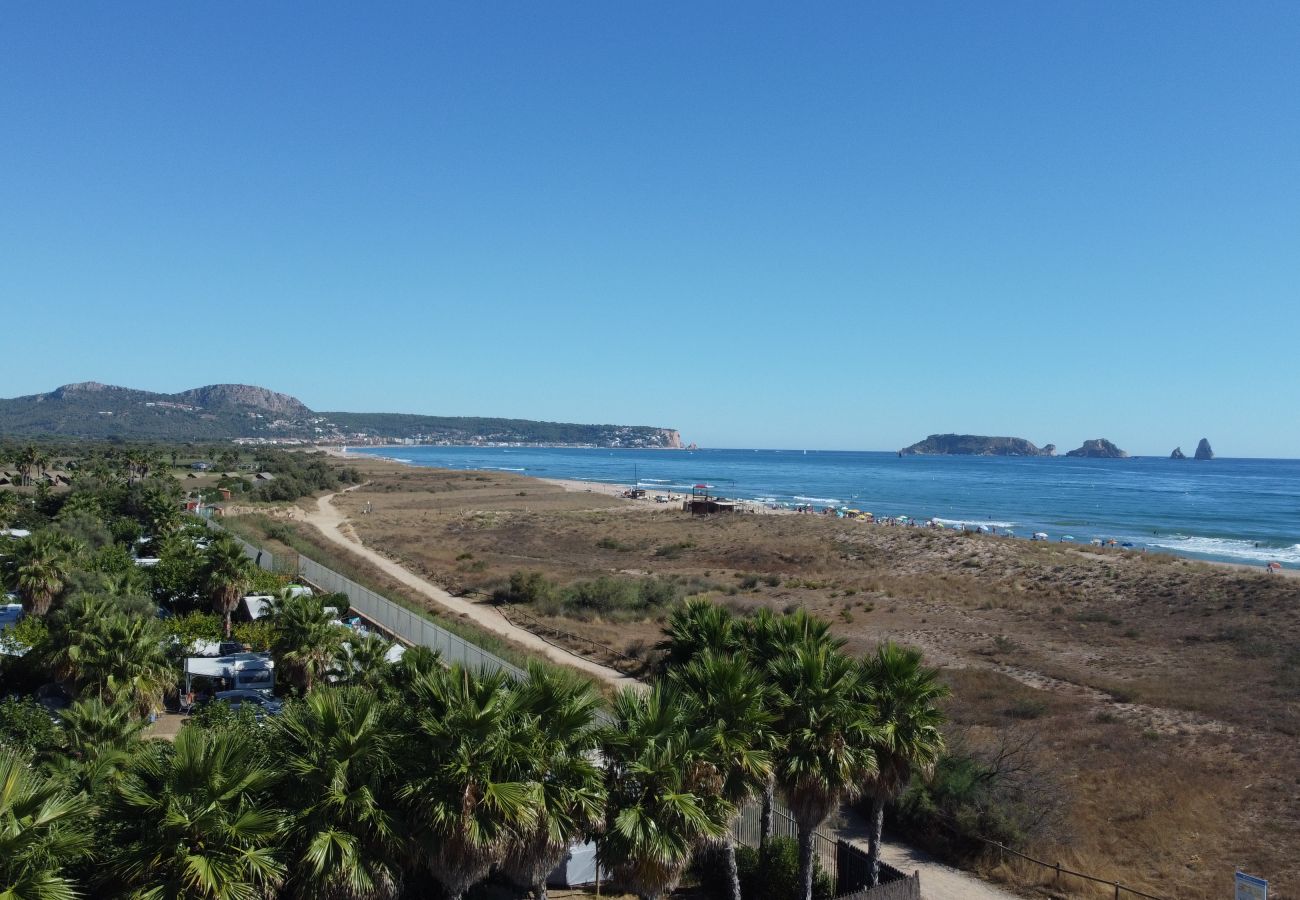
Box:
10, 532, 76, 617
47, 599, 174, 718
769, 643, 878, 900
270, 592, 344, 694
671, 653, 775, 900
0, 749, 94, 900
204, 536, 255, 637
740, 606, 841, 850
599, 685, 729, 900
0, 489, 19, 528
334, 633, 395, 694
110, 726, 285, 899
500, 663, 606, 900
43, 697, 147, 798
273, 687, 403, 900
399, 665, 540, 900
656, 598, 738, 673
859, 642, 949, 885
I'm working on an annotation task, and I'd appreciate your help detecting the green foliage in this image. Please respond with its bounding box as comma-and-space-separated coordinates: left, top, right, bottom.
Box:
735, 837, 833, 900
233, 619, 277, 652
492, 571, 555, 605
0, 696, 61, 757
162, 611, 224, 654
540, 575, 681, 621
0, 748, 95, 900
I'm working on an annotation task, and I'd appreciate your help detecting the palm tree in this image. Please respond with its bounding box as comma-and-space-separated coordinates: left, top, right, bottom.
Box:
47, 598, 174, 717
598, 684, 729, 900
43, 696, 147, 797
0, 749, 94, 900
859, 642, 949, 886
335, 633, 395, 694
9, 532, 76, 617
15, 445, 38, 488
273, 687, 403, 900
500, 663, 606, 900
740, 607, 842, 850
770, 642, 878, 900
110, 726, 285, 899
399, 665, 540, 900
204, 535, 255, 637
671, 653, 775, 900
270, 592, 344, 694
656, 598, 738, 673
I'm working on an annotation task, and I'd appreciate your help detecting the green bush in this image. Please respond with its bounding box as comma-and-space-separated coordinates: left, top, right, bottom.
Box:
493, 571, 556, 605
734, 837, 833, 900
0, 696, 61, 756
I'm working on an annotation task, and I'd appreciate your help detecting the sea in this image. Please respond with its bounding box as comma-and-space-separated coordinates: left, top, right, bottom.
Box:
346, 446, 1300, 568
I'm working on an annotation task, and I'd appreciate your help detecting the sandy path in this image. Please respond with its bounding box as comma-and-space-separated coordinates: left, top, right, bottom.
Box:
297, 486, 1020, 900
299, 488, 642, 690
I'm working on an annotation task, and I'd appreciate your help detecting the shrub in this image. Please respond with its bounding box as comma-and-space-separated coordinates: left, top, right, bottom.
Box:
0, 696, 61, 756
493, 571, 556, 605
734, 836, 833, 900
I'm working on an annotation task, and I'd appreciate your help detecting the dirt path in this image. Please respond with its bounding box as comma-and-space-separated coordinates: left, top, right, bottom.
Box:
298, 487, 1021, 900
299, 488, 642, 690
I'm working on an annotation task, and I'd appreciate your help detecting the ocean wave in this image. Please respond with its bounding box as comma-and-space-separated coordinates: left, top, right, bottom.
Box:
1147, 536, 1300, 565
640, 478, 671, 483
934, 518, 1018, 529
793, 496, 841, 505
486, 466, 526, 472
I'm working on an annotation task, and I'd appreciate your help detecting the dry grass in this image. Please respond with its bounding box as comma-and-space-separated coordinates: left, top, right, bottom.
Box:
263, 458, 1299, 899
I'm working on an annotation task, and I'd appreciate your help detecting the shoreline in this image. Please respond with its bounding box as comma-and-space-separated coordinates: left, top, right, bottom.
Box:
325, 446, 1297, 575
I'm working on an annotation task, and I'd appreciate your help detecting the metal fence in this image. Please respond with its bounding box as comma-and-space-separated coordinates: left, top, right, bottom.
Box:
733, 801, 840, 890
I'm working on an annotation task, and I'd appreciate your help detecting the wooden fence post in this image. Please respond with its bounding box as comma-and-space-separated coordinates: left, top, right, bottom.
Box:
1114, 882, 1121, 899
1055, 862, 1061, 885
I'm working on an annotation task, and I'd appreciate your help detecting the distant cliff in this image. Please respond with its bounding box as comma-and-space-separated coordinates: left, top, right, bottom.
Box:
1195, 438, 1214, 460
1065, 438, 1128, 459
900, 434, 1056, 457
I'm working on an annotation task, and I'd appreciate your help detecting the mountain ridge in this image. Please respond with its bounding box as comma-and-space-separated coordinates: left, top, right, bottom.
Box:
0, 382, 681, 448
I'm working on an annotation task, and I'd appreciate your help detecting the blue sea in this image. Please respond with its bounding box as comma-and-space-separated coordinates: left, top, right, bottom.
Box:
347, 446, 1300, 568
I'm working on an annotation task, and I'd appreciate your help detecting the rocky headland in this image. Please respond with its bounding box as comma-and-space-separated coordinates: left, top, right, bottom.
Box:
1170, 447, 1187, 459
1195, 438, 1215, 460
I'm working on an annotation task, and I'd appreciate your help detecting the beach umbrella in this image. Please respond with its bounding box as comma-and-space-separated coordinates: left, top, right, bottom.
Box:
1268, 562, 1283, 571
1062, 535, 1075, 541
978, 525, 991, 533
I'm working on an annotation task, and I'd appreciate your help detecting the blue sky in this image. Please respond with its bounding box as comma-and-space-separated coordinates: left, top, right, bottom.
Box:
2, 3, 1297, 456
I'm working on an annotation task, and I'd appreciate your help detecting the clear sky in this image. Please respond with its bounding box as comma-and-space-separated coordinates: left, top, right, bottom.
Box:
3, 3, 1297, 456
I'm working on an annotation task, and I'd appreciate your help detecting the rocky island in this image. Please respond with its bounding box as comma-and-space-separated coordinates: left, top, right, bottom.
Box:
1065, 438, 1128, 458
1170, 447, 1187, 459
900, 434, 1056, 456
1195, 438, 1214, 460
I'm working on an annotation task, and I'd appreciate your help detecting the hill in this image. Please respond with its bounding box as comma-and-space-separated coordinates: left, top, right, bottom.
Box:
0, 382, 682, 448
900, 434, 1056, 456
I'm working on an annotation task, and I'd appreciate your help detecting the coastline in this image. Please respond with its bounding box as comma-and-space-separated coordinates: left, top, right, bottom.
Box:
324, 446, 1297, 574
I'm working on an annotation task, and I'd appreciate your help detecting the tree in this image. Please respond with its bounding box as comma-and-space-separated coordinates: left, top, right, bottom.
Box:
334, 633, 395, 695
270, 592, 343, 694
656, 597, 739, 673
740, 607, 842, 851
399, 665, 539, 900
273, 687, 403, 900
671, 653, 775, 900
859, 642, 949, 885
0, 749, 94, 900
110, 726, 285, 899
46, 596, 174, 717
15, 445, 38, 488
204, 535, 255, 637
599, 685, 728, 900
8, 532, 77, 617
43, 696, 146, 797
500, 663, 606, 900
770, 643, 878, 900
0, 489, 19, 528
